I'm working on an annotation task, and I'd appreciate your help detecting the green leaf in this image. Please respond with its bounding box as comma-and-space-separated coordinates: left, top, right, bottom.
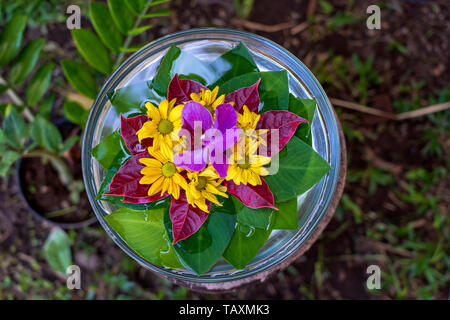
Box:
0, 150, 20, 177
127, 24, 153, 36
148, 0, 171, 6
273, 196, 298, 230
165, 198, 237, 275
89, 2, 124, 53
108, 0, 135, 35
219, 70, 290, 111
0, 128, 6, 145
8, 38, 45, 86
43, 228, 72, 275
30, 116, 63, 153
124, 0, 146, 14
141, 8, 171, 18
119, 43, 146, 53
59, 136, 79, 155
105, 206, 182, 268
210, 42, 259, 87
223, 222, 272, 270
2, 106, 28, 149
71, 29, 112, 75
265, 136, 331, 202
153, 45, 217, 96
61, 59, 98, 99
62, 100, 89, 128
0, 15, 27, 67
288, 94, 316, 146
237, 206, 274, 229
25, 63, 54, 106
38, 94, 55, 120
223, 196, 274, 269
107, 80, 163, 116
91, 130, 130, 170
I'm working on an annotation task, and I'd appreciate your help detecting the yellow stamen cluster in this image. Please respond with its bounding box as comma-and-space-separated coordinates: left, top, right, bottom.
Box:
190, 87, 225, 114
137, 99, 183, 156
139, 146, 187, 200
185, 166, 228, 212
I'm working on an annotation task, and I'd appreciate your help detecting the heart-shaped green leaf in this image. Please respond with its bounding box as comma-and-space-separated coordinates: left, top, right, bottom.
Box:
265, 136, 331, 202
273, 196, 298, 230
210, 42, 259, 87
26, 63, 54, 106
164, 198, 236, 275
219, 70, 289, 111
105, 206, 182, 268
288, 94, 316, 146
91, 129, 130, 170
107, 80, 163, 116
89, 2, 123, 53
0, 15, 27, 67
8, 38, 45, 86
153, 45, 218, 96
71, 29, 112, 75
61, 59, 98, 99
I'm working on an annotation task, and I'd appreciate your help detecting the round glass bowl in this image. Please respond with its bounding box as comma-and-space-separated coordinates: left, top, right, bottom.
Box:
82, 28, 342, 289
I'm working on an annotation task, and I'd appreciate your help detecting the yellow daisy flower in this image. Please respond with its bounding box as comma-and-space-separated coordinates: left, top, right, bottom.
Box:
226, 139, 271, 186
237, 105, 268, 146
237, 105, 260, 130
139, 146, 187, 200
190, 86, 225, 114
185, 166, 228, 212
137, 99, 183, 156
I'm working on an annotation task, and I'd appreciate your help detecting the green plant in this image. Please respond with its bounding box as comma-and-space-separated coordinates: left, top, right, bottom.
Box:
0, 0, 68, 33
233, 0, 255, 19
61, 0, 172, 126
0, 16, 83, 205
351, 54, 382, 104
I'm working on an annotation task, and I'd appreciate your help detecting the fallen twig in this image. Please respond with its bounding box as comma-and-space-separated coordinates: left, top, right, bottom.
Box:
331, 98, 450, 121
231, 18, 296, 32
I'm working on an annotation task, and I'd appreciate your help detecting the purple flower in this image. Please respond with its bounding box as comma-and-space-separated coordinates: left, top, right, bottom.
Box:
174, 101, 241, 177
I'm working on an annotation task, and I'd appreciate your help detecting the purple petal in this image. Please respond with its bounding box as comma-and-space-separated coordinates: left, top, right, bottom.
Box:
213, 104, 237, 134
173, 148, 207, 172
181, 101, 212, 136
212, 154, 229, 178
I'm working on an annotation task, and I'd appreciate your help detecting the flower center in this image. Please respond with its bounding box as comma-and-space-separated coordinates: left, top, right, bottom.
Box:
158, 119, 174, 134
238, 157, 251, 170
161, 162, 176, 177
195, 176, 207, 191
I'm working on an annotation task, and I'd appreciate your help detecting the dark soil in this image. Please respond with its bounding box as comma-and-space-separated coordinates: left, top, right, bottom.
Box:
20, 122, 93, 225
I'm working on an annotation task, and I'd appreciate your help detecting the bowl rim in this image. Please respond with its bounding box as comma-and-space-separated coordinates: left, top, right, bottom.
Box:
82, 27, 342, 284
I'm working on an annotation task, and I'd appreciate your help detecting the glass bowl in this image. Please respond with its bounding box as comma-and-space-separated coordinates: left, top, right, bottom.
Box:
82, 28, 342, 288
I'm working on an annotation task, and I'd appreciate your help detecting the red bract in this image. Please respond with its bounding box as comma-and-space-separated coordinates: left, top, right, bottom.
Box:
167, 73, 207, 104
106, 151, 168, 202
120, 114, 152, 155
225, 178, 277, 210
170, 192, 210, 244
225, 79, 261, 113
256, 110, 307, 156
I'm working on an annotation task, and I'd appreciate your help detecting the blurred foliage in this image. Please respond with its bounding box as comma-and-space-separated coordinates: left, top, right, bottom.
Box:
0, 0, 68, 33
61, 0, 172, 128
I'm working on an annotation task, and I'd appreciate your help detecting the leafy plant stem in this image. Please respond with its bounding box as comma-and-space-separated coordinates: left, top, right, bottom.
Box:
22, 149, 74, 187
0, 75, 34, 122
114, 1, 152, 68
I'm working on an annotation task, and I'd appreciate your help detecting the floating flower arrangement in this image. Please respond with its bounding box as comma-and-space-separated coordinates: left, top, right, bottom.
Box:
91, 42, 331, 275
